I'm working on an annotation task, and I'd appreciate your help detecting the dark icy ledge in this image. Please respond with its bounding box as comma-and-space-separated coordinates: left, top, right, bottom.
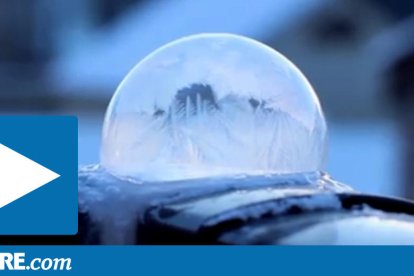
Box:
78, 164, 353, 244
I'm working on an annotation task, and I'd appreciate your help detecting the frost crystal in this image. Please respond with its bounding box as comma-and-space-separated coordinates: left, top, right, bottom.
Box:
101, 33, 327, 181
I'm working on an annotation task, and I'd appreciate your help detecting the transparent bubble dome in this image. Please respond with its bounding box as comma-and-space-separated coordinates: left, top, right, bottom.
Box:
101, 33, 327, 182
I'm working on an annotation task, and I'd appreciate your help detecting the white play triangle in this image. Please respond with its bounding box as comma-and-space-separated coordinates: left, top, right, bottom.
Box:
0, 144, 60, 208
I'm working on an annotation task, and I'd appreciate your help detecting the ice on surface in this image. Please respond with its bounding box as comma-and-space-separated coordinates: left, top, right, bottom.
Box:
202, 193, 343, 228
78, 165, 350, 244
100, 33, 327, 181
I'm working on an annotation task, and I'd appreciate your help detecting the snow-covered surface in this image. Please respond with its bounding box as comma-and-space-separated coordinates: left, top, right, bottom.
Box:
78, 166, 350, 244
48, 0, 329, 96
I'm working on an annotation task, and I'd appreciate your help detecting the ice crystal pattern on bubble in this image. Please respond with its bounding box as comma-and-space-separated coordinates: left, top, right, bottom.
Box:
101, 34, 327, 181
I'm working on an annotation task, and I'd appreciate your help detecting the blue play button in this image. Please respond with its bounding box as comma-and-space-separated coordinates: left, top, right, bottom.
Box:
0, 116, 77, 235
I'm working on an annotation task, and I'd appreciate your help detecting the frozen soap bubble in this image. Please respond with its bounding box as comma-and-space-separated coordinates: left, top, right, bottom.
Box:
101, 33, 327, 182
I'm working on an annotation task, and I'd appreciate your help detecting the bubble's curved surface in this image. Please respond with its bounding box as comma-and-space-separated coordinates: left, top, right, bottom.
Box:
101, 33, 327, 181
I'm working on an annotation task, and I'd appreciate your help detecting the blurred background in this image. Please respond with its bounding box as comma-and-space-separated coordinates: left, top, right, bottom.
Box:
1, 0, 413, 198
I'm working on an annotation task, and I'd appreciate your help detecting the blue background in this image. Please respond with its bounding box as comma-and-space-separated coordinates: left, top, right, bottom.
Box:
0, 246, 410, 275
0, 116, 77, 235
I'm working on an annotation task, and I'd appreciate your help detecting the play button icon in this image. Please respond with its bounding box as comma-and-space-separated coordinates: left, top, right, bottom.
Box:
0, 144, 60, 208
0, 115, 77, 235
